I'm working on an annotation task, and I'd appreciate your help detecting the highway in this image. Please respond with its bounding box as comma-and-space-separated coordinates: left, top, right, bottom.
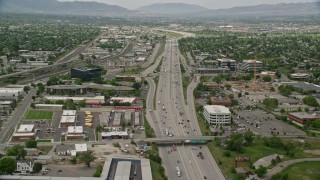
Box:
144, 39, 225, 180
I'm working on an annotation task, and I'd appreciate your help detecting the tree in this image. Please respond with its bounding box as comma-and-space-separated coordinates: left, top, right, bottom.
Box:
255, 165, 267, 177
23, 86, 30, 93
0, 157, 16, 175
244, 131, 255, 146
93, 164, 103, 177
6, 144, 27, 160
302, 96, 319, 107
75, 78, 82, 85
70, 157, 77, 164
262, 75, 272, 82
224, 83, 232, 90
33, 162, 42, 173
25, 140, 37, 148
226, 133, 244, 153
79, 151, 96, 167
263, 98, 278, 109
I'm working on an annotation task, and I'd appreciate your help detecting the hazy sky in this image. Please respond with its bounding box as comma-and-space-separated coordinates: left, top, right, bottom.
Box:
59, 0, 317, 9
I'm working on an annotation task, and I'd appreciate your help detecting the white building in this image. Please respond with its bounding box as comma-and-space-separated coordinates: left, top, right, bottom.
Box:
16, 162, 34, 173
0, 88, 24, 100
203, 105, 231, 127
240, 60, 263, 71
13, 124, 36, 141
66, 126, 84, 140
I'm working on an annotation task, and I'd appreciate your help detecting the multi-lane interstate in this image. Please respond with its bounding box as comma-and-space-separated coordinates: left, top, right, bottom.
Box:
145, 38, 225, 180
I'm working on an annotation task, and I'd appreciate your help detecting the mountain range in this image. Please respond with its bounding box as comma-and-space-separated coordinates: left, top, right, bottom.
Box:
0, 0, 319, 17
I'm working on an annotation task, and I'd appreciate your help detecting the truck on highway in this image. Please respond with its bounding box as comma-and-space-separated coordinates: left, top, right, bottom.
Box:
176, 166, 181, 177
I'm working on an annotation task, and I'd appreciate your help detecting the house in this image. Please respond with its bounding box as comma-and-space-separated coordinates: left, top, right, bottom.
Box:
16, 161, 34, 173
55, 144, 75, 156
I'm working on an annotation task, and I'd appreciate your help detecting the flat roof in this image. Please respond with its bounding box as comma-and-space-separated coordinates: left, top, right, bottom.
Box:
44, 96, 105, 103
75, 144, 87, 152
17, 124, 34, 133
289, 112, 320, 119
101, 131, 128, 136
0, 88, 23, 93
62, 110, 77, 116
35, 104, 63, 107
61, 116, 76, 123
67, 126, 83, 133
115, 161, 131, 180
110, 97, 137, 103
204, 105, 230, 114
217, 58, 236, 62
282, 82, 320, 92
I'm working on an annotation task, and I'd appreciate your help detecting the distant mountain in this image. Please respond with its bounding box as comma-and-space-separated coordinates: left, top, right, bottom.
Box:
136, 3, 208, 14
0, 0, 133, 16
193, 2, 320, 17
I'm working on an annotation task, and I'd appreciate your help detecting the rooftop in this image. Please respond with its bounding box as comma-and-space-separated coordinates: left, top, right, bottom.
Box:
204, 105, 230, 114
114, 161, 131, 180
17, 124, 34, 133
72, 67, 100, 71
289, 112, 320, 119
67, 126, 83, 134
101, 131, 128, 136
62, 110, 77, 116
75, 144, 88, 152
60, 116, 76, 123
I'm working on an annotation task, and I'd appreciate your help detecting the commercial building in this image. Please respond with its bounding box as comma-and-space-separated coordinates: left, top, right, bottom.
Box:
217, 58, 236, 71
55, 144, 87, 156
260, 71, 276, 79
288, 112, 320, 125
197, 67, 231, 74
60, 110, 77, 127
203, 105, 231, 126
115, 75, 141, 82
102, 157, 152, 180
47, 83, 133, 95
12, 124, 36, 141
35, 104, 63, 111
290, 73, 310, 79
210, 96, 232, 106
44, 96, 105, 105
66, 126, 84, 140
0, 88, 24, 100
70, 67, 101, 81
240, 60, 263, 71
110, 97, 137, 104
101, 131, 129, 139
203, 82, 223, 90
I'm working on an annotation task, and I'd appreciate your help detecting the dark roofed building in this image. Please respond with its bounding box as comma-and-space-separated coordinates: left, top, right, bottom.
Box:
71, 67, 101, 81
288, 112, 320, 125
210, 96, 232, 106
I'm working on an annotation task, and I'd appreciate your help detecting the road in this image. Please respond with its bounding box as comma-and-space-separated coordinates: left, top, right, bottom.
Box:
0, 89, 36, 143
263, 158, 320, 179
144, 38, 225, 180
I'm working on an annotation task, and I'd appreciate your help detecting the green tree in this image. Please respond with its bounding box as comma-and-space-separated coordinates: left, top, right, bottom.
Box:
70, 157, 77, 164
79, 151, 96, 167
25, 140, 37, 148
262, 75, 272, 82
93, 164, 103, 177
23, 86, 30, 93
224, 83, 232, 90
33, 162, 42, 173
302, 96, 319, 107
244, 131, 255, 146
255, 165, 267, 177
0, 157, 16, 175
6, 144, 27, 160
226, 133, 244, 153
263, 98, 278, 109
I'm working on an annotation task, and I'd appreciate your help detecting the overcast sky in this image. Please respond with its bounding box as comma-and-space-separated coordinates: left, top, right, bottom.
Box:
59, 0, 317, 10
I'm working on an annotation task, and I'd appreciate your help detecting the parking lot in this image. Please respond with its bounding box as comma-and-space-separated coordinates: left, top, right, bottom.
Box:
40, 164, 96, 177
234, 109, 306, 136
28, 111, 100, 142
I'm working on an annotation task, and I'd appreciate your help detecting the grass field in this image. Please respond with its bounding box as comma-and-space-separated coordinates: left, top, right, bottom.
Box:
150, 160, 166, 180
274, 161, 320, 180
208, 138, 320, 180
25, 110, 53, 120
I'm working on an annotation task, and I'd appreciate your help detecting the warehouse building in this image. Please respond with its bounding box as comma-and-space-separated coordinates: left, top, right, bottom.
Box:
203, 105, 231, 127
0, 88, 24, 100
